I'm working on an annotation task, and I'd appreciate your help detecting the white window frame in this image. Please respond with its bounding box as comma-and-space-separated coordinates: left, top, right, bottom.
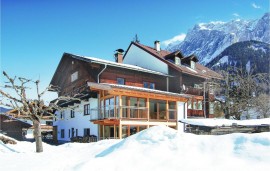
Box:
191, 61, 196, 69
175, 57, 181, 65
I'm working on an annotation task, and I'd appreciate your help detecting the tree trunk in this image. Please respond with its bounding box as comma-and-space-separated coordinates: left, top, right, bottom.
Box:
33, 119, 43, 153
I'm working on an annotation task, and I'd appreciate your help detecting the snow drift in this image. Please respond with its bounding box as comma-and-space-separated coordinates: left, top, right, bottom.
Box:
1, 126, 270, 171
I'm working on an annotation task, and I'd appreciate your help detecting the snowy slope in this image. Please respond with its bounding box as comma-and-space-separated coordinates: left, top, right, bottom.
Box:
1, 126, 270, 171
167, 13, 270, 65
206, 40, 270, 74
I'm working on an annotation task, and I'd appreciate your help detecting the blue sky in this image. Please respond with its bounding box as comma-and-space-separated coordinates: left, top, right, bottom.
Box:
1, 0, 269, 100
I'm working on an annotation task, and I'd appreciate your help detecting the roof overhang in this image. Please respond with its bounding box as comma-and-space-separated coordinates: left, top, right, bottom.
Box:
88, 82, 202, 101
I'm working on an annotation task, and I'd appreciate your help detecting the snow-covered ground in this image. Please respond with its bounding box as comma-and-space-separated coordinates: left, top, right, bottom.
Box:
1, 126, 270, 171
180, 118, 270, 127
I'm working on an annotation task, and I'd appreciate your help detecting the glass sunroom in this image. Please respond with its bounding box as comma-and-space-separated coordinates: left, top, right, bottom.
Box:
88, 82, 192, 139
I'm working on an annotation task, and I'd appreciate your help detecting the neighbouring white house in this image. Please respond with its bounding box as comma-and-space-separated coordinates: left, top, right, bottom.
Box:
53, 98, 98, 142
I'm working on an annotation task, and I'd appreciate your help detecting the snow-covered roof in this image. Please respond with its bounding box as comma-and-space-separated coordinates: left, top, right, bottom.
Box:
179, 118, 270, 127
69, 53, 170, 77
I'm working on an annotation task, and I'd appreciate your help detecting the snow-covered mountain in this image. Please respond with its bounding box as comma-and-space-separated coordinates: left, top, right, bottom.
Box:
206, 40, 270, 74
166, 13, 270, 65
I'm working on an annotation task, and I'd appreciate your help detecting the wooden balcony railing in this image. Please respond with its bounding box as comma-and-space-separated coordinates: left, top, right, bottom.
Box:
90, 105, 149, 120
184, 87, 203, 96
187, 109, 204, 117
90, 106, 177, 121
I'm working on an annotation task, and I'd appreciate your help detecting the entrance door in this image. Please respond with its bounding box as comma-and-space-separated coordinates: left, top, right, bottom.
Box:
53, 126, 58, 144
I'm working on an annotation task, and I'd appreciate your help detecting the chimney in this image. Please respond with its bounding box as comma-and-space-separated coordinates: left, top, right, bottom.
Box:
154, 40, 160, 51
114, 49, 124, 63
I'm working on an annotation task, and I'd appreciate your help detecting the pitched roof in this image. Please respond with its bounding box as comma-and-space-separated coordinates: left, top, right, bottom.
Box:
66, 53, 171, 77
125, 42, 222, 79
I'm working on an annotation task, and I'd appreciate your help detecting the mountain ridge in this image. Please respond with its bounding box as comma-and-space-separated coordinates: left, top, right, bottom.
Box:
206, 40, 270, 74
166, 13, 270, 65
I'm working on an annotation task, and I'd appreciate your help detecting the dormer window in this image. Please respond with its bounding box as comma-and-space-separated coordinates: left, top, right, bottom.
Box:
190, 61, 196, 69
175, 57, 181, 65
71, 71, 78, 82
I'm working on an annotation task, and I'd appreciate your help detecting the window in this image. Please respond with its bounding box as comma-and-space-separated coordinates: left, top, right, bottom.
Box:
46, 121, 53, 126
188, 99, 192, 109
105, 97, 115, 117
149, 99, 166, 120
150, 83, 155, 89
191, 61, 196, 69
143, 82, 148, 88
143, 82, 155, 89
193, 101, 197, 110
71, 128, 75, 138
117, 78, 125, 85
197, 101, 203, 110
84, 128, 90, 136
84, 104, 90, 115
70, 110, 75, 118
60, 111, 65, 120
168, 101, 176, 120
175, 57, 181, 65
61, 129, 65, 138
121, 96, 147, 119
71, 71, 78, 82
194, 84, 202, 89
76, 129, 78, 137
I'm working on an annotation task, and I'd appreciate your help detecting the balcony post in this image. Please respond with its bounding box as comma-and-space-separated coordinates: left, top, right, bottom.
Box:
146, 98, 150, 121
166, 100, 169, 121
119, 124, 122, 139
203, 82, 206, 118
119, 95, 122, 118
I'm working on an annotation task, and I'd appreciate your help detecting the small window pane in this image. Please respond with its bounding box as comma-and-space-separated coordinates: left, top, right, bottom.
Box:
191, 61, 195, 69
84, 104, 90, 115
143, 82, 148, 88
149, 83, 155, 89
71, 71, 78, 82
117, 78, 125, 85
188, 100, 192, 109
197, 101, 202, 110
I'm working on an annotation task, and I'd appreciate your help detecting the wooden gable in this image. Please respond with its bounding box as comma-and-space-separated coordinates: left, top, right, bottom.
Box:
50, 53, 100, 96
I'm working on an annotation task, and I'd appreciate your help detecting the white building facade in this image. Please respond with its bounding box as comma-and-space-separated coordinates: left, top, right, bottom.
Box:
53, 98, 98, 142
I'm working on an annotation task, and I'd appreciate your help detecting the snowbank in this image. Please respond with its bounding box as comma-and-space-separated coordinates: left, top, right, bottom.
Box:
0, 126, 270, 171
179, 118, 270, 127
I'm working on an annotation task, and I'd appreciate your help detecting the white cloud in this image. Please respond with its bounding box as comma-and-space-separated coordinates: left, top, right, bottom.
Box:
233, 13, 240, 17
251, 3, 261, 9
162, 33, 186, 47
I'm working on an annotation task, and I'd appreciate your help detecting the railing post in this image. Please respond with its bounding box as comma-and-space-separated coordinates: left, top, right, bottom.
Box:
119, 95, 122, 119
147, 98, 150, 121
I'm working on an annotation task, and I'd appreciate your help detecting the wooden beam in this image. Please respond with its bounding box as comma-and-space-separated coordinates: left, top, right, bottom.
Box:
108, 88, 189, 102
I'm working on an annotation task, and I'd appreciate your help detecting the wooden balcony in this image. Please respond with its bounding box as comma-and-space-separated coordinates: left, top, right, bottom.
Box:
184, 87, 203, 96
90, 106, 177, 121
187, 109, 204, 117
90, 105, 149, 121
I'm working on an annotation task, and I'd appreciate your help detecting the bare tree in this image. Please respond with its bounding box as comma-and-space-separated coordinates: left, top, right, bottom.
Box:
255, 94, 270, 118
217, 67, 269, 119
0, 71, 81, 152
